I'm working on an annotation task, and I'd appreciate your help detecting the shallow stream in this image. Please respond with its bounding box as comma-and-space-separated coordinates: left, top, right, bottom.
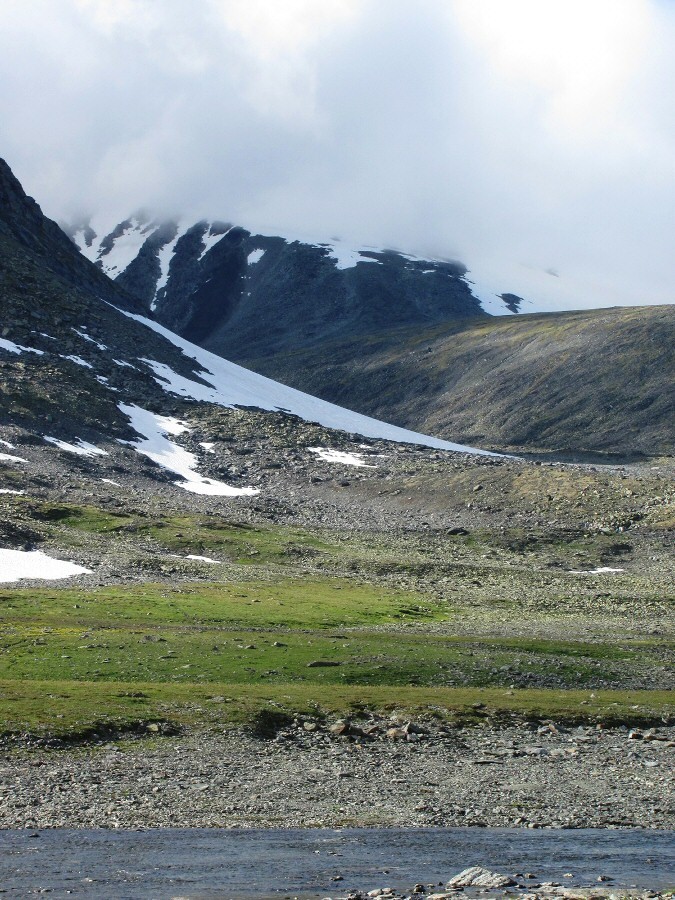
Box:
1, 827, 673, 898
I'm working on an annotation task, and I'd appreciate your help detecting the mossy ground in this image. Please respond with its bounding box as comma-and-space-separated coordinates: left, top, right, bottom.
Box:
1, 679, 671, 742
1, 442, 672, 744
1, 572, 672, 739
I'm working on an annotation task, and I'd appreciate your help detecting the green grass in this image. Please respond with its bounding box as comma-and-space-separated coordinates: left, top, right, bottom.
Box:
29, 503, 336, 564
0, 622, 667, 689
1, 501, 672, 742
0, 679, 671, 741
0, 578, 440, 628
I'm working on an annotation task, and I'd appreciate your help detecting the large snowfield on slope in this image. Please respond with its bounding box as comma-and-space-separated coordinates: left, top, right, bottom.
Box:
118, 308, 498, 456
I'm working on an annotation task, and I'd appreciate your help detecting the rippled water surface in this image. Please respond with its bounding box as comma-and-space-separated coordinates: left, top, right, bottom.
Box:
1, 827, 673, 898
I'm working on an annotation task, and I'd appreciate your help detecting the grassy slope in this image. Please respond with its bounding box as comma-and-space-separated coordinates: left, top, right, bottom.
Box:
1, 512, 672, 739
238, 305, 675, 455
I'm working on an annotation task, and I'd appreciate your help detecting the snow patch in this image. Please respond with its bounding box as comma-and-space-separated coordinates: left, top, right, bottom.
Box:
118, 403, 258, 497
152, 225, 186, 310
44, 437, 109, 457
0, 548, 92, 583
155, 415, 189, 436
569, 567, 625, 575
198, 225, 229, 261
0, 452, 28, 463
72, 328, 107, 350
200, 442, 215, 453
97, 218, 155, 276
247, 248, 265, 265
60, 354, 94, 369
117, 310, 497, 455
326, 243, 382, 270
96, 375, 119, 391
0, 489, 23, 495
101, 478, 121, 486
309, 447, 376, 468
113, 359, 138, 369
0, 337, 44, 356
185, 554, 220, 564
0, 439, 15, 449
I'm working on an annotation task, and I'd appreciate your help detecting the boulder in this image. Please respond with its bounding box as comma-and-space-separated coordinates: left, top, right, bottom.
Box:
446, 866, 516, 888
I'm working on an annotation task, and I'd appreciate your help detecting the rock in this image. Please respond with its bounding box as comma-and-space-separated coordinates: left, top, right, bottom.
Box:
385, 727, 408, 740
306, 660, 340, 668
329, 721, 350, 736
446, 866, 516, 889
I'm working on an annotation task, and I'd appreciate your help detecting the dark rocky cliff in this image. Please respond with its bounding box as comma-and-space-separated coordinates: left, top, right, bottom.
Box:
63, 214, 485, 360
0, 159, 143, 313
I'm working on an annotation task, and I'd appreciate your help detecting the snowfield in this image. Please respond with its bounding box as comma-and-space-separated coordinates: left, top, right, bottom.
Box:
0, 549, 92, 583
118, 309, 499, 456
118, 403, 259, 497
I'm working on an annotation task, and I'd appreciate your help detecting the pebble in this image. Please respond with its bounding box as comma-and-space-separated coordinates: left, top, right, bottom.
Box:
0, 721, 672, 830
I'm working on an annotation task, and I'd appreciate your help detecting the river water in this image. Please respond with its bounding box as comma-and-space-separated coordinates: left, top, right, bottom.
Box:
0, 827, 673, 898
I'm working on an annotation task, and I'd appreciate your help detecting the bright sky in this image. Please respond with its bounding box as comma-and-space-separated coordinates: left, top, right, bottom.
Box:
0, 0, 673, 311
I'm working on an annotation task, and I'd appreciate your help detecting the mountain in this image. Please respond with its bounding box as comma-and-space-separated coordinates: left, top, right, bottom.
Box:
63, 212, 675, 457
63, 215, 487, 360
240, 305, 675, 457
1, 157, 673, 784
0, 159, 491, 457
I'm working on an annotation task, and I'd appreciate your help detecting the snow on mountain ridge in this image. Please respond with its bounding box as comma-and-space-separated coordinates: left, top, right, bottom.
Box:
69, 216, 458, 278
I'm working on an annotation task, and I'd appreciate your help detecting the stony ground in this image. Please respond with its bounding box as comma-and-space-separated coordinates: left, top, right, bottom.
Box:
1, 719, 672, 830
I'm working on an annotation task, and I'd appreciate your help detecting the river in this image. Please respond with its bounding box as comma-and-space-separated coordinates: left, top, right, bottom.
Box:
1, 827, 673, 897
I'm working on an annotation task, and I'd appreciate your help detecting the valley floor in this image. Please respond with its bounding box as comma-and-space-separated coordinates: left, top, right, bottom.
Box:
1, 720, 673, 830
1, 410, 672, 838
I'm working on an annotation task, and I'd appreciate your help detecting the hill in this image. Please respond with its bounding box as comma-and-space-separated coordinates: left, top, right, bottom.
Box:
238, 306, 675, 457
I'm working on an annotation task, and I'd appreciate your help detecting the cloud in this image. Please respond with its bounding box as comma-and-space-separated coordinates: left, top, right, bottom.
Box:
0, 0, 673, 311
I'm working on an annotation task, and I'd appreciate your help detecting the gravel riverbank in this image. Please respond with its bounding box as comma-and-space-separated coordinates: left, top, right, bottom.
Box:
1, 720, 672, 830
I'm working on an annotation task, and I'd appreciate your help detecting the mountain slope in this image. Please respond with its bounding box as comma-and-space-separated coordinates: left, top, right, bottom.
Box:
0, 158, 491, 459
64, 216, 487, 359
239, 305, 675, 457
63, 211, 675, 457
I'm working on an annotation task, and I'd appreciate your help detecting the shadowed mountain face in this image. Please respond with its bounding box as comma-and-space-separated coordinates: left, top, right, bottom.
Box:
63, 216, 487, 359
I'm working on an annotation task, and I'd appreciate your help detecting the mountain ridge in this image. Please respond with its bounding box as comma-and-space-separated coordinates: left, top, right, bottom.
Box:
62, 207, 675, 458
63, 214, 489, 360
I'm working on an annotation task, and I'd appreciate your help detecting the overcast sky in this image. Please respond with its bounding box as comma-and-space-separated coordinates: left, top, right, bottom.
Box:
1, 0, 673, 311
